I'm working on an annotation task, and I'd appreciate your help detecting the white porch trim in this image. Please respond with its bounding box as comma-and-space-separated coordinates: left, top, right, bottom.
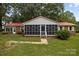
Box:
72, 26, 75, 31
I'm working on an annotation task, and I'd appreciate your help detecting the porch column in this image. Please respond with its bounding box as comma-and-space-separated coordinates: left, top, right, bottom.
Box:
68, 26, 70, 31
12, 27, 14, 33
58, 26, 60, 30
45, 25, 47, 38
12, 27, 16, 34
62, 26, 64, 30
9, 27, 11, 32
20, 27, 21, 31
24, 25, 25, 34
4, 26, 6, 32
40, 25, 41, 38
72, 26, 75, 31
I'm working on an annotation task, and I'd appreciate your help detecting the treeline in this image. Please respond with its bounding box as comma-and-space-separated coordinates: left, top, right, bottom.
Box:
0, 3, 76, 31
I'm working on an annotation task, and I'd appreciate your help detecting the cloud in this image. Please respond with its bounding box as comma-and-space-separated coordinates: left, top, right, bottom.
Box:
74, 3, 79, 7
69, 10, 73, 12
69, 3, 79, 8
69, 4, 73, 7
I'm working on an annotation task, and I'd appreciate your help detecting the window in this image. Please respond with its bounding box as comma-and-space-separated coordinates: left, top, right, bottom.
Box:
69, 26, 72, 31
6, 27, 9, 32
9, 27, 12, 32
60, 26, 62, 30
25, 25, 40, 35
14, 27, 16, 32
6, 27, 12, 32
46, 25, 57, 35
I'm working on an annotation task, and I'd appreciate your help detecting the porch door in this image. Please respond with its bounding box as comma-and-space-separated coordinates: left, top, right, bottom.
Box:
41, 25, 47, 36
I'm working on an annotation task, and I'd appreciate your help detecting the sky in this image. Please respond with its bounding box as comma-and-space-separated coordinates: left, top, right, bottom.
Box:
64, 3, 79, 21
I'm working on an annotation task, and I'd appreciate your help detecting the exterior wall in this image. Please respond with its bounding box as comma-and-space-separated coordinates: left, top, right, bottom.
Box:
4, 26, 22, 34
58, 26, 75, 33
69, 26, 75, 35
5, 26, 12, 32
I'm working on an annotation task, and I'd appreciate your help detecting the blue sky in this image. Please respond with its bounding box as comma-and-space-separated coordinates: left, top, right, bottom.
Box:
64, 3, 79, 21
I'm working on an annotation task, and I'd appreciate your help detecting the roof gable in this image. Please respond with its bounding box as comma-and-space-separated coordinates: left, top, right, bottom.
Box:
23, 16, 57, 25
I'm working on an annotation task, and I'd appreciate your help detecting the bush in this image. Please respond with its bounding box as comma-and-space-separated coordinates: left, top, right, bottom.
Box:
56, 30, 70, 40
76, 28, 79, 33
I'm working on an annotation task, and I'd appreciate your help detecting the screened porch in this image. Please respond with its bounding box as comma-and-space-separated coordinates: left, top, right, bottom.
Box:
24, 25, 57, 36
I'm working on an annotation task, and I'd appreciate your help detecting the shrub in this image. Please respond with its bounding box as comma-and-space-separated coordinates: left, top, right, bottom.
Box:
76, 28, 79, 33
56, 30, 70, 40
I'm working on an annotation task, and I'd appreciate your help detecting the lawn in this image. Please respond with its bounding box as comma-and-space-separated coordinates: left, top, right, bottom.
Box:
0, 33, 79, 56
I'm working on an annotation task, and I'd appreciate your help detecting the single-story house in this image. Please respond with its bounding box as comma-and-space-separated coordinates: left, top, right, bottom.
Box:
4, 16, 75, 36
4, 22, 23, 34
58, 22, 75, 32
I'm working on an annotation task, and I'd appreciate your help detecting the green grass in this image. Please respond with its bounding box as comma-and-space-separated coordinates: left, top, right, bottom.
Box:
0, 33, 79, 56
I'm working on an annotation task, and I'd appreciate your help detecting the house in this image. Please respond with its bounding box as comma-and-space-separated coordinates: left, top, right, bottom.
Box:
22, 16, 75, 36
58, 22, 75, 31
58, 22, 75, 34
4, 16, 75, 36
4, 22, 23, 34
22, 16, 58, 36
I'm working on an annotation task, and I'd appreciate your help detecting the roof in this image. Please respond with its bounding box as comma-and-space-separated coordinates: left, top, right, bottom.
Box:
5, 22, 23, 27
58, 22, 75, 26
23, 16, 58, 25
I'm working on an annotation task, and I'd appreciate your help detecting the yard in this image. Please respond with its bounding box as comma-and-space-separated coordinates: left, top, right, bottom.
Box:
0, 33, 79, 56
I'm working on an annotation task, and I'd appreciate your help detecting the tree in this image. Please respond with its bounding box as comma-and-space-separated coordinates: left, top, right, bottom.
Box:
6, 3, 64, 22
0, 4, 9, 31
2, 16, 13, 23
58, 11, 76, 23
0, 3, 76, 30
0, 3, 3, 31
76, 21, 79, 33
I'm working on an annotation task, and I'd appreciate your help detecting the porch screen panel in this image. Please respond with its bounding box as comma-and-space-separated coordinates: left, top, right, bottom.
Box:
46, 25, 57, 35
25, 25, 40, 35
